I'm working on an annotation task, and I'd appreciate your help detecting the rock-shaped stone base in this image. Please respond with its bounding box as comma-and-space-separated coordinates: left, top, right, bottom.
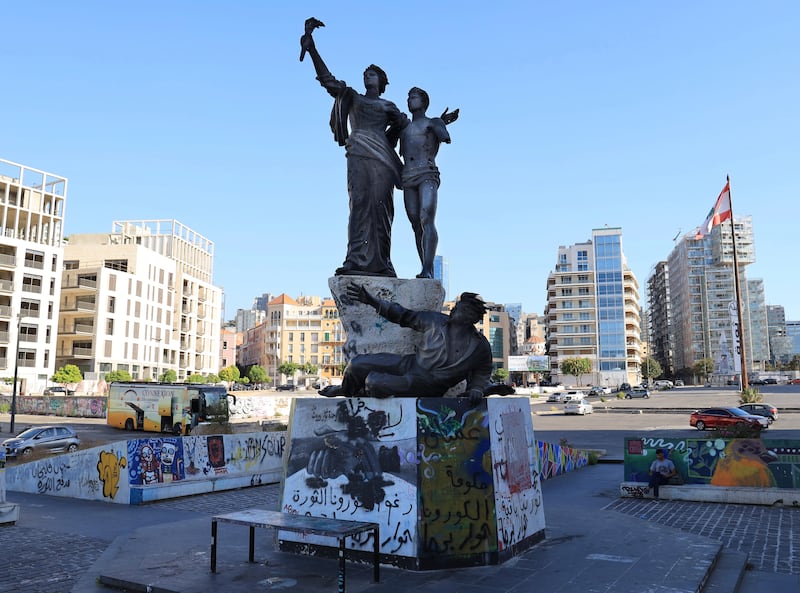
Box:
328, 276, 445, 360
278, 396, 545, 570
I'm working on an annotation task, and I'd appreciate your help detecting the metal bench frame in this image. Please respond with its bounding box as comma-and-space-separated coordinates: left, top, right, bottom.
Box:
211, 508, 379, 592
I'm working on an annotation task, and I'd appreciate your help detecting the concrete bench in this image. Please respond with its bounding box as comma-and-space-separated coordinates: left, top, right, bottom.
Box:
211, 508, 379, 592
620, 481, 800, 506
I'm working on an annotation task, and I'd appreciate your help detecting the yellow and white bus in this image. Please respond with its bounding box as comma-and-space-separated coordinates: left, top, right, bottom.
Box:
107, 382, 235, 435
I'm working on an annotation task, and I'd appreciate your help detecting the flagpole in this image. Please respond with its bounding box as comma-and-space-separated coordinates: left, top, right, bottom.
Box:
727, 175, 749, 390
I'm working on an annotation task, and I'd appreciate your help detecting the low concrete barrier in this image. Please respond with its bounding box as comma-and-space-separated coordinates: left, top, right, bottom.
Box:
620, 481, 800, 506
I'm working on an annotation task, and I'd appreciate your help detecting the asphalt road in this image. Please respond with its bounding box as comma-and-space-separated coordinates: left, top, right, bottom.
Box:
2, 386, 799, 462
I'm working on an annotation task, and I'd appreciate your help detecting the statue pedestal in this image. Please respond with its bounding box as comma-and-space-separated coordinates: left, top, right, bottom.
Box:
0, 450, 19, 525
328, 276, 445, 360
279, 396, 545, 570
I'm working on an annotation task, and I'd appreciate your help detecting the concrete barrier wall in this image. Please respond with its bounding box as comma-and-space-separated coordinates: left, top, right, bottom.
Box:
0, 393, 292, 420
624, 436, 800, 488
6, 431, 286, 504
0, 395, 107, 418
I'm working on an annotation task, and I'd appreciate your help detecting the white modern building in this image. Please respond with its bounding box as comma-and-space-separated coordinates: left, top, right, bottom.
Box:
545, 227, 641, 387
0, 158, 67, 394
58, 220, 222, 382
665, 216, 756, 380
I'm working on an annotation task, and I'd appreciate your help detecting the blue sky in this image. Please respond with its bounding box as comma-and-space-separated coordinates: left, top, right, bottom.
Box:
4, 2, 799, 319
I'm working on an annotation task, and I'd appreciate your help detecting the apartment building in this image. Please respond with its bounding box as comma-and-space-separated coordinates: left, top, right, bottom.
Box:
239, 294, 345, 386
0, 158, 66, 394
662, 217, 756, 379
646, 261, 673, 375
545, 227, 641, 387
58, 220, 222, 382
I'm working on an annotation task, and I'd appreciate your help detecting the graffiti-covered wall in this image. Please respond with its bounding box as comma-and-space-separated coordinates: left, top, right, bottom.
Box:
624, 436, 800, 489
279, 397, 546, 569
6, 431, 286, 504
0, 395, 107, 418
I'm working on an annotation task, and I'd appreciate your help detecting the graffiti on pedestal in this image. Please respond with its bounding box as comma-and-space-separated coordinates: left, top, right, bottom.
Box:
417, 398, 496, 559
281, 398, 417, 557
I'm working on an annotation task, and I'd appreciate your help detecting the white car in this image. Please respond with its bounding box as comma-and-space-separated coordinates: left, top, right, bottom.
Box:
547, 392, 566, 403
565, 399, 593, 415
561, 390, 586, 402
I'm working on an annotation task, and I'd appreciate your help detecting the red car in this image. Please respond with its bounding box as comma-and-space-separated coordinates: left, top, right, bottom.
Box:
690, 407, 768, 431
788, 378, 800, 385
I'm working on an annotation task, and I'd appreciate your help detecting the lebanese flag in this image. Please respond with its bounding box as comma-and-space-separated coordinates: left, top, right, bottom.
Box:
696, 181, 732, 239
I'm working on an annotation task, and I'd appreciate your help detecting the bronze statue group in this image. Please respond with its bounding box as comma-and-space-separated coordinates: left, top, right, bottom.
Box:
301, 19, 510, 404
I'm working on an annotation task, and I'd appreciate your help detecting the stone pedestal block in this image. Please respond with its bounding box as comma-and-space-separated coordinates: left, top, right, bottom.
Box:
279, 396, 545, 570
328, 276, 445, 360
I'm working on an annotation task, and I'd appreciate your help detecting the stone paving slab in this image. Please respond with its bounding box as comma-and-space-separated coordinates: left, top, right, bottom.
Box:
606, 497, 800, 574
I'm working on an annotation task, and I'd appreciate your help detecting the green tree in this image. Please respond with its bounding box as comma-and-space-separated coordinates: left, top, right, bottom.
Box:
105, 369, 132, 383
159, 369, 178, 383
278, 362, 300, 377
218, 365, 241, 383
692, 358, 715, 384
641, 357, 663, 382
52, 364, 83, 385
207, 373, 221, 384
247, 365, 268, 384
302, 363, 319, 375
492, 368, 509, 384
186, 373, 207, 383
560, 357, 592, 386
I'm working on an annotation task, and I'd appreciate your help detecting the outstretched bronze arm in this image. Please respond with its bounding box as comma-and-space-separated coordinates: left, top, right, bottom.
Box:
299, 17, 324, 62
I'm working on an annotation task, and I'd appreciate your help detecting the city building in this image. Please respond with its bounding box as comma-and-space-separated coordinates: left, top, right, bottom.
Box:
646, 261, 674, 376
767, 305, 793, 364
665, 216, 755, 380
235, 308, 266, 334
58, 220, 222, 383
786, 321, 800, 358
433, 255, 449, 301
219, 323, 240, 370
238, 294, 345, 387
746, 279, 770, 370
0, 158, 67, 394
545, 227, 641, 388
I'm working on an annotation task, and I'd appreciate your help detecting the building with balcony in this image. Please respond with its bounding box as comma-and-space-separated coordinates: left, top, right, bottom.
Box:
545, 227, 641, 387
0, 158, 67, 393
647, 261, 674, 376
665, 217, 756, 380
238, 294, 345, 387
58, 220, 222, 381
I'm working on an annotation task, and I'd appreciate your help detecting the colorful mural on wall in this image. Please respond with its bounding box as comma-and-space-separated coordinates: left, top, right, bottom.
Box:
537, 441, 590, 480
624, 436, 800, 489
0, 395, 107, 418
280, 397, 545, 569
6, 431, 285, 504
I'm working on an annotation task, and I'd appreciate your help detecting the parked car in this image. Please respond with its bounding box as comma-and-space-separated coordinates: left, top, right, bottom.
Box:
561, 390, 586, 402
789, 378, 800, 385
43, 386, 75, 396
738, 403, 778, 424
587, 386, 610, 396
624, 387, 650, 399
2, 425, 80, 458
674, 380, 684, 387
547, 392, 566, 403
653, 380, 673, 390
564, 399, 593, 415
617, 383, 631, 393
749, 378, 766, 385
276, 384, 297, 391
763, 378, 778, 385
690, 407, 768, 431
